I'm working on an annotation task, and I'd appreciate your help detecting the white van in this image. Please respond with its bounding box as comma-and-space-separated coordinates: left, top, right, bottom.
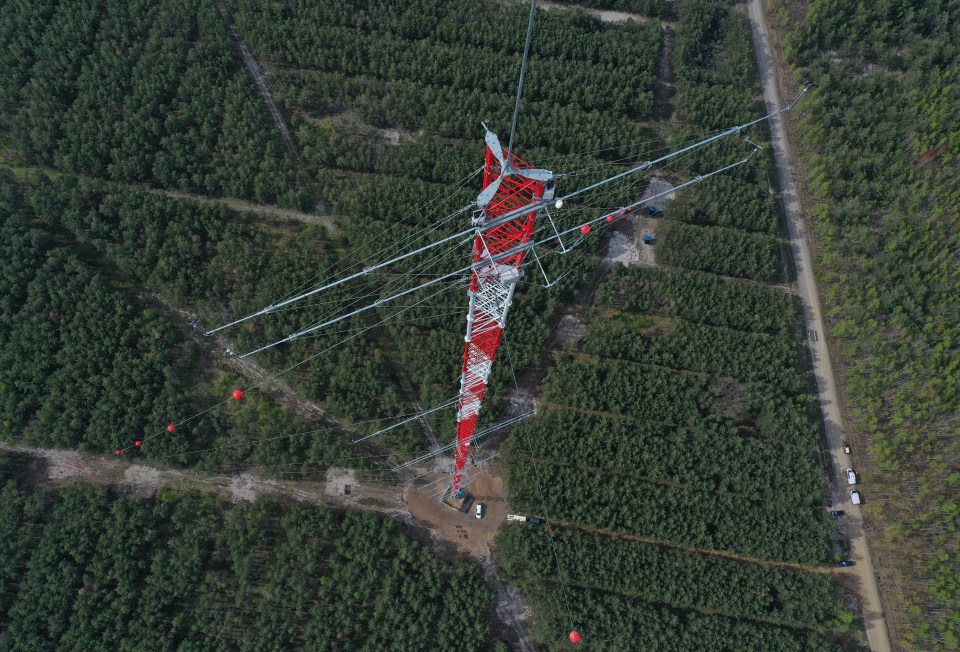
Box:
846, 468, 857, 485
475, 503, 484, 519
850, 489, 862, 505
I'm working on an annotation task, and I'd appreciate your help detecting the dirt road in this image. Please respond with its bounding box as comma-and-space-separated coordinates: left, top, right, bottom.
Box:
162, 190, 337, 230
746, 2, 892, 650
217, 2, 297, 158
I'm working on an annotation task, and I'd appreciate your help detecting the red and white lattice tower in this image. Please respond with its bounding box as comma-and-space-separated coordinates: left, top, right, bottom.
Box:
450, 129, 553, 496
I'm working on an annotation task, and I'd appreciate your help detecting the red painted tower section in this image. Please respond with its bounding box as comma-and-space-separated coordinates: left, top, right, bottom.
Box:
450, 144, 545, 496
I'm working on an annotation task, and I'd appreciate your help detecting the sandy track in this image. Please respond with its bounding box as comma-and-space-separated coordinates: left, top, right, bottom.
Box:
746, 2, 892, 650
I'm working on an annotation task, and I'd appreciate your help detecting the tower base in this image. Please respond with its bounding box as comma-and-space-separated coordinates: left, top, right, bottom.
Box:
441, 488, 472, 512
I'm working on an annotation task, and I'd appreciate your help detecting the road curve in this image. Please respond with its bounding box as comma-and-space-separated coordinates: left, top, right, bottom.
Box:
745, 2, 893, 651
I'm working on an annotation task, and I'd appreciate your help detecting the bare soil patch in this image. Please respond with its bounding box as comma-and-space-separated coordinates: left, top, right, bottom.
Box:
537, 0, 652, 24
554, 314, 586, 344
406, 464, 508, 558
121, 465, 166, 498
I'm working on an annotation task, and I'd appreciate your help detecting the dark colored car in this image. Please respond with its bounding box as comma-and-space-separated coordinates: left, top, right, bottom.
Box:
528, 517, 544, 525
830, 510, 845, 517
838, 560, 856, 567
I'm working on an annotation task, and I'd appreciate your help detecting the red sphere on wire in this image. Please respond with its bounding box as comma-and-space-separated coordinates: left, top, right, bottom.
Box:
135, 440, 142, 447
115, 450, 121, 455
579, 224, 591, 235
167, 424, 176, 432
569, 630, 582, 644
606, 215, 615, 223
232, 389, 244, 401
101, 456, 106, 461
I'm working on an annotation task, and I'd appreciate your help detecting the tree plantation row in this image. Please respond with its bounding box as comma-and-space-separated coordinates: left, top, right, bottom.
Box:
496, 525, 845, 631
506, 455, 832, 564
542, 355, 818, 447
504, 408, 825, 506
583, 313, 805, 392
229, 0, 662, 119
521, 583, 848, 652
595, 266, 794, 335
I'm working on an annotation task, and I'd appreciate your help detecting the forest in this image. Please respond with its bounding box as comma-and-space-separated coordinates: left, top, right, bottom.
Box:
772, 0, 960, 648
0, 0, 877, 648
0, 452, 494, 651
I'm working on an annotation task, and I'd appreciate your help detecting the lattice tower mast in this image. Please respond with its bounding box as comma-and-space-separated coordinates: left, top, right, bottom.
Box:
449, 0, 548, 497
451, 133, 553, 496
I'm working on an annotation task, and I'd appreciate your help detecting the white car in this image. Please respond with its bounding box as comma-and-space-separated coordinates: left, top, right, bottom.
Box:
846, 468, 857, 485
850, 489, 862, 505
475, 503, 484, 519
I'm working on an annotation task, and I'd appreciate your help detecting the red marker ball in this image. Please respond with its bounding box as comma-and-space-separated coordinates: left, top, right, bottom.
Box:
101, 456, 106, 461
569, 630, 582, 644
115, 450, 121, 455
232, 389, 244, 401
579, 224, 591, 235
135, 440, 142, 447
606, 215, 615, 222
167, 424, 176, 432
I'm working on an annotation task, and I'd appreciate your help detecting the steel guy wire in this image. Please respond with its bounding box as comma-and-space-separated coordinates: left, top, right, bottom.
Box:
139, 397, 461, 472
246, 168, 482, 315
205, 103, 800, 337
235, 152, 756, 359
120, 280, 466, 456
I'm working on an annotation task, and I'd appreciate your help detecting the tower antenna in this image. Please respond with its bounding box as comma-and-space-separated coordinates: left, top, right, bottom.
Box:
506, 0, 538, 162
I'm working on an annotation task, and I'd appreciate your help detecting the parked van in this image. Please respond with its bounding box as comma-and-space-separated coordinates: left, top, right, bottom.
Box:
850, 489, 862, 505
846, 468, 857, 485
475, 503, 484, 519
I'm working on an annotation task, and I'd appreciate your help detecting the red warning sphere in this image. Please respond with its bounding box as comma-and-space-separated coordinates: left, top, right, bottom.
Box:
101, 456, 106, 461
579, 224, 591, 235
167, 424, 176, 432
606, 215, 615, 223
569, 630, 582, 644
115, 450, 121, 455
232, 389, 245, 401
135, 440, 142, 447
